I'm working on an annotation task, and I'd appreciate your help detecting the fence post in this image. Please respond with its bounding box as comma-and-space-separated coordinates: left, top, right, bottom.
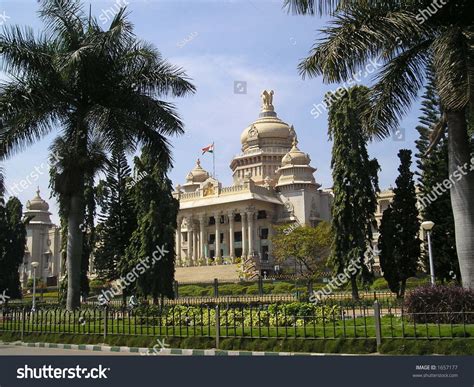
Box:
213, 278, 219, 298
103, 305, 108, 340
258, 276, 263, 296
373, 300, 382, 348
215, 305, 220, 350
173, 281, 179, 299
21, 307, 26, 341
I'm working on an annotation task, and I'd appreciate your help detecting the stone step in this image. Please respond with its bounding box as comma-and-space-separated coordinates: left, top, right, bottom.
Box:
175, 264, 240, 283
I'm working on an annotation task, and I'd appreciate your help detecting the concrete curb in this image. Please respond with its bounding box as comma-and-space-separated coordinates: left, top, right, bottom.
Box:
0, 341, 359, 356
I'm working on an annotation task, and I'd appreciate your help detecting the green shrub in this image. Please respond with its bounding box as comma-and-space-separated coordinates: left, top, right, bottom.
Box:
89, 279, 106, 295
219, 284, 246, 295
371, 277, 389, 290
262, 284, 274, 294
178, 285, 213, 297
404, 285, 474, 323
405, 276, 430, 289
245, 284, 259, 295
272, 282, 293, 294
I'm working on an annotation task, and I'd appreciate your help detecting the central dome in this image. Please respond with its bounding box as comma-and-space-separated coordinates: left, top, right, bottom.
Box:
240, 90, 295, 150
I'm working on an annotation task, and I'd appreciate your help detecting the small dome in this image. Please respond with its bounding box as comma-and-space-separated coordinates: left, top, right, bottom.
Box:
24, 188, 52, 225
26, 188, 50, 212
281, 138, 311, 166
186, 159, 209, 183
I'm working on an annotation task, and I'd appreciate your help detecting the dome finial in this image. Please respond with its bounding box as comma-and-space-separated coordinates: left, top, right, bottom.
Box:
292, 136, 299, 149
36, 187, 41, 197
260, 90, 274, 111
196, 158, 201, 167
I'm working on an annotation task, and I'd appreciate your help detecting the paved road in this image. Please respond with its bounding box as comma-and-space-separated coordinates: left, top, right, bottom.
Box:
0, 344, 141, 356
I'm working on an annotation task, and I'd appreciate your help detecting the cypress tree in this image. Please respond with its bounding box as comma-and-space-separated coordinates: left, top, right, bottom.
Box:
0, 197, 26, 299
328, 86, 380, 300
94, 147, 136, 297
415, 68, 459, 283
125, 146, 177, 304
379, 149, 421, 297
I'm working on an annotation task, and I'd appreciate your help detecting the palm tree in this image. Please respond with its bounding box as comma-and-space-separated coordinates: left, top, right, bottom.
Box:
284, 0, 474, 288
0, 0, 195, 309
49, 134, 107, 302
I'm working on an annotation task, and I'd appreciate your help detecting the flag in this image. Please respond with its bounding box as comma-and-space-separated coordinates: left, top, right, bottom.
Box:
201, 143, 214, 155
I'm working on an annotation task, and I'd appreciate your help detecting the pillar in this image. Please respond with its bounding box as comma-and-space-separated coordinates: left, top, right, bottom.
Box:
247, 211, 254, 258
192, 225, 197, 265
215, 212, 221, 263
241, 212, 247, 258
228, 211, 235, 261
199, 215, 206, 265
176, 217, 182, 266
187, 223, 193, 267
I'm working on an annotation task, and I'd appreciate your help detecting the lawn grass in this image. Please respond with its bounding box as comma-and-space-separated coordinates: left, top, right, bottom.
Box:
1, 331, 472, 355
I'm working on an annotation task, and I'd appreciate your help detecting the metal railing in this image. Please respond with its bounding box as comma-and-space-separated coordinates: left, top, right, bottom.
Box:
1, 303, 472, 341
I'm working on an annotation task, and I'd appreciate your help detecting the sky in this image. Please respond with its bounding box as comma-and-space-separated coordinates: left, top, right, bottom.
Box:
0, 0, 423, 224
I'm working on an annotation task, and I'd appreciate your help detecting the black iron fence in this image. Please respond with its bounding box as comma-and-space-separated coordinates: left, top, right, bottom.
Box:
1, 302, 472, 341
9, 291, 396, 308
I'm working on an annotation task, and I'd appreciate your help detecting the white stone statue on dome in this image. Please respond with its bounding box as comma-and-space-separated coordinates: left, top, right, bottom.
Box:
261, 90, 274, 109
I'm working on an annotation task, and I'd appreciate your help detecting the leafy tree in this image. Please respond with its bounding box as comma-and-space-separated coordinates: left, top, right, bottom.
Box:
415, 68, 459, 283
328, 86, 380, 300
272, 222, 332, 280
284, 0, 474, 288
0, 0, 195, 309
124, 146, 177, 304
94, 146, 137, 298
379, 150, 421, 297
0, 197, 26, 299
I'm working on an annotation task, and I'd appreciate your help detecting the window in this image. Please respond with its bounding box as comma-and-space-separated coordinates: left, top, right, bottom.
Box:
183, 233, 188, 242
220, 215, 225, 224
209, 216, 216, 225
220, 233, 224, 243
234, 231, 242, 242
234, 213, 242, 222
209, 234, 215, 244
257, 210, 267, 219
261, 246, 269, 261
379, 200, 390, 213
260, 228, 269, 240
235, 248, 243, 258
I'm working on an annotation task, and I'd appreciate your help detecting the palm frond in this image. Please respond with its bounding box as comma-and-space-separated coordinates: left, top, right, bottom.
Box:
119, 42, 196, 98
433, 27, 472, 111
0, 79, 62, 157
38, 0, 86, 45
367, 41, 431, 139
0, 25, 56, 77
425, 114, 447, 155
298, 6, 432, 82
283, 0, 421, 16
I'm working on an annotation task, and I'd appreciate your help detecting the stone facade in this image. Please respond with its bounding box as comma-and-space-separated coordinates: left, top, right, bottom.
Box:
173, 91, 333, 276
20, 189, 62, 287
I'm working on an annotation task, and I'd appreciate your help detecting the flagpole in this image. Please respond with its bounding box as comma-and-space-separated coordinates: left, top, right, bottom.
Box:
212, 141, 215, 178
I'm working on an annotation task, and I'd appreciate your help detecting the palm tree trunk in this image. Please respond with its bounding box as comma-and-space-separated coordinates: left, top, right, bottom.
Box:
66, 192, 85, 310
446, 110, 474, 289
